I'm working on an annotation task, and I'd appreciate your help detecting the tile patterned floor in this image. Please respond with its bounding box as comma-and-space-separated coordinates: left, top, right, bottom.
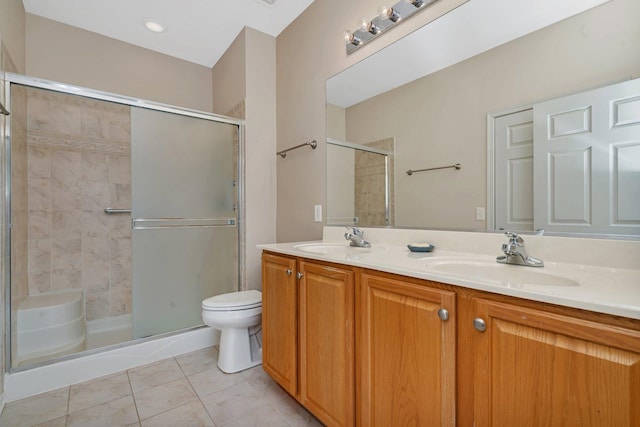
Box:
0, 347, 323, 426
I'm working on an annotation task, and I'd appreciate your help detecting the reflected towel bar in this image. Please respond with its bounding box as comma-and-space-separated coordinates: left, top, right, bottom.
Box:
406, 163, 462, 175
104, 207, 131, 214
277, 140, 317, 158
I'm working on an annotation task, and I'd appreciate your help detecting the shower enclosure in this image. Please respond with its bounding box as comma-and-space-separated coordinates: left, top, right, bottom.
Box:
4, 74, 243, 369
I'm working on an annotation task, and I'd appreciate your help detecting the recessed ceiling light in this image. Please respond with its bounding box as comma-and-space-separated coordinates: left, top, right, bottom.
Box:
142, 18, 167, 33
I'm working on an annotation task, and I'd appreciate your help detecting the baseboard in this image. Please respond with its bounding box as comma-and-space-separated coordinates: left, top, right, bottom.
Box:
5, 326, 217, 402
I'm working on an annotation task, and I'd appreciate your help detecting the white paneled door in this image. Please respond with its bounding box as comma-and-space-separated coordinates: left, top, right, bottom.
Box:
494, 109, 534, 231
533, 78, 640, 235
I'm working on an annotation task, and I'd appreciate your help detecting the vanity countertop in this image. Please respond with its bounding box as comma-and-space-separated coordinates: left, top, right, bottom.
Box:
258, 239, 640, 321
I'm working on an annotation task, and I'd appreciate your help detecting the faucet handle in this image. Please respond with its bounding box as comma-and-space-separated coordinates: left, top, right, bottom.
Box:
504, 231, 523, 245
346, 226, 363, 237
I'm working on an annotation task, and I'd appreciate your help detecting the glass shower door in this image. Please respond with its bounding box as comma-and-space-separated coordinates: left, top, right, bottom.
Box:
131, 107, 238, 338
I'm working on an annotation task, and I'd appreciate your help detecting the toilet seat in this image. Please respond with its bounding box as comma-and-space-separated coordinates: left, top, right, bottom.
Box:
202, 290, 262, 311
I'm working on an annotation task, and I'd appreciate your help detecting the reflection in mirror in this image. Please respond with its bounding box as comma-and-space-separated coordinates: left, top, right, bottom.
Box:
326, 0, 640, 237
326, 138, 394, 227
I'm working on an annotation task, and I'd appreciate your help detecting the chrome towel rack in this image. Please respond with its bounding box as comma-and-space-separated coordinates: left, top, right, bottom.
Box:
277, 140, 317, 158
406, 163, 462, 176
104, 207, 131, 214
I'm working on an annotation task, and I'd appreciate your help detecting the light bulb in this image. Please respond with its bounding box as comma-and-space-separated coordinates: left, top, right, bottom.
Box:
378, 4, 400, 22
343, 30, 361, 46
358, 17, 380, 34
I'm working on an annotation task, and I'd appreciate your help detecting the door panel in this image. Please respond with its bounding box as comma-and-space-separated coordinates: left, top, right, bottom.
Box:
359, 274, 456, 426
299, 261, 355, 427
261, 253, 298, 397
131, 107, 236, 219
130, 107, 239, 338
475, 299, 640, 426
494, 109, 534, 231
533, 78, 640, 234
132, 226, 237, 338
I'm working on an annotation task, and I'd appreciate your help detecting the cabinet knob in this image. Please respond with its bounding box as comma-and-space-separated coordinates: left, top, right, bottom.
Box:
286, 269, 292, 276
297, 272, 304, 280
437, 308, 449, 321
473, 318, 487, 332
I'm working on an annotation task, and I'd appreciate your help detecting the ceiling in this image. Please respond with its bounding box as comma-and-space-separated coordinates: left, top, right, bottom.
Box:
22, 0, 315, 68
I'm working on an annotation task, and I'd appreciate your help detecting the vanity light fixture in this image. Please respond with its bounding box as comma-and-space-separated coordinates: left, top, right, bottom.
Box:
345, 0, 439, 54
142, 17, 167, 33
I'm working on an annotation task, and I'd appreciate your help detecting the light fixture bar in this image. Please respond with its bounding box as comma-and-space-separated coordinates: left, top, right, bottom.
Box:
345, 0, 439, 54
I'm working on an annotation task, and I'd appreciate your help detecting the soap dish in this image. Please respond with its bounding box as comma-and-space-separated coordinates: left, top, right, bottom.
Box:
407, 243, 434, 252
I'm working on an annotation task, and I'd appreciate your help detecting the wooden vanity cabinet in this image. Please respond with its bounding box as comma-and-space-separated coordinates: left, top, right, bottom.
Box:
472, 298, 640, 426
262, 251, 640, 426
261, 252, 355, 427
261, 253, 298, 396
358, 272, 457, 426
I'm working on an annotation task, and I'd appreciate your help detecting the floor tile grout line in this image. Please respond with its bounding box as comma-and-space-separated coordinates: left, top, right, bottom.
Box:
181, 366, 216, 426
126, 369, 142, 424
65, 386, 71, 426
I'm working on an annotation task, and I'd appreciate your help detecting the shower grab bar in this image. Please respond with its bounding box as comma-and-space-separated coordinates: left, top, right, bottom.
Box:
276, 140, 317, 158
0, 101, 9, 116
406, 163, 462, 175
104, 207, 131, 214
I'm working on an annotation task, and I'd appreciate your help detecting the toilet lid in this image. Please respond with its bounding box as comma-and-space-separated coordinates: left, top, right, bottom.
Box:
202, 290, 262, 310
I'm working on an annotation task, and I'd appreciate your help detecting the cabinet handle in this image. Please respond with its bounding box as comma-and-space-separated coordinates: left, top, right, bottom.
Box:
286, 269, 292, 276
297, 272, 304, 280
473, 318, 487, 332
438, 308, 449, 321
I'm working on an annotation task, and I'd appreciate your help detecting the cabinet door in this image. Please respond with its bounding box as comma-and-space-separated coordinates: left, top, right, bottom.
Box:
299, 260, 355, 427
359, 273, 457, 426
474, 299, 640, 426
262, 253, 298, 396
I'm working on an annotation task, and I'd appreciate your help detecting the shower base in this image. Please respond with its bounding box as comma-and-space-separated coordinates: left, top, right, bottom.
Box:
15, 290, 86, 367
85, 314, 133, 350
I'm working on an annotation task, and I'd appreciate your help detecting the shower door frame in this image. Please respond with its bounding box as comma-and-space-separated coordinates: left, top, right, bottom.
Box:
3, 73, 246, 372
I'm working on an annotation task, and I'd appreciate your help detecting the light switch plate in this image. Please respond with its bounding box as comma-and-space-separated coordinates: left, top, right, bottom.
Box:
476, 207, 485, 221
314, 205, 322, 222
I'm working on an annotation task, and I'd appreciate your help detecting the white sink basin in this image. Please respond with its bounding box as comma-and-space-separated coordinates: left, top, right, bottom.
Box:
425, 260, 579, 287
294, 243, 380, 255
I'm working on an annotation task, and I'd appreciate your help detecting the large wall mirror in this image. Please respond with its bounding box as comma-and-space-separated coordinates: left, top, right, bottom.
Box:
326, 0, 640, 237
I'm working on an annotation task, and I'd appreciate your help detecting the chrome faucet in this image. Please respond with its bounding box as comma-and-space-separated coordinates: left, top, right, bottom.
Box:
497, 232, 543, 267
344, 226, 371, 248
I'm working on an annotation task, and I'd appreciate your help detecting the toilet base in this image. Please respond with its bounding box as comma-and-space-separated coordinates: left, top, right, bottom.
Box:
217, 325, 262, 373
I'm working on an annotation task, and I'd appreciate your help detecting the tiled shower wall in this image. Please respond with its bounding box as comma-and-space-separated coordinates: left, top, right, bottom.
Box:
25, 87, 132, 321
354, 138, 395, 226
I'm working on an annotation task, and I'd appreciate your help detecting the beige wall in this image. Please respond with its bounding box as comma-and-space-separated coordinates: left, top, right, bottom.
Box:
0, 0, 25, 73
276, 0, 468, 242
244, 28, 277, 290
343, 0, 640, 229
212, 31, 246, 116
26, 14, 213, 112
212, 27, 276, 290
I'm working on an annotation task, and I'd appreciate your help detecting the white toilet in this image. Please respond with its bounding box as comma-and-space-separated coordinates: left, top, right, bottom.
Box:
201, 290, 263, 373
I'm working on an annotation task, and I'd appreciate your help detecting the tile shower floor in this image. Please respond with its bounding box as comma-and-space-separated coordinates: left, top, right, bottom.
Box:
0, 347, 323, 426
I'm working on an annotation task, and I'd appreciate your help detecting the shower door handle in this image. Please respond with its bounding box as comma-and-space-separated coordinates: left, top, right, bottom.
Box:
105, 207, 132, 215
